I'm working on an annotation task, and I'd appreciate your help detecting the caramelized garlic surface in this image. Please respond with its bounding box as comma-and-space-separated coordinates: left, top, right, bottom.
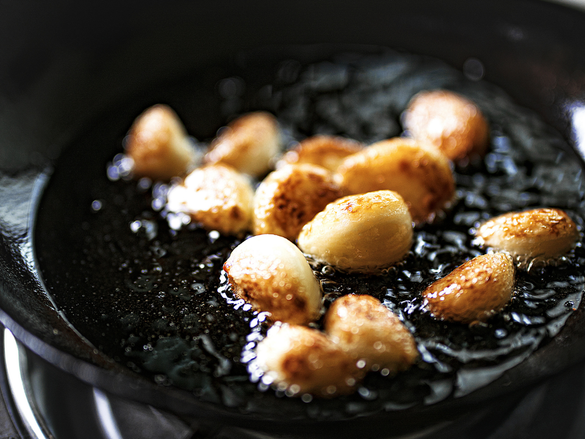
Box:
422, 253, 515, 324
298, 190, 413, 273
277, 135, 364, 172
253, 164, 344, 241
166, 164, 254, 236
223, 234, 322, 325
125, 104, 196, 181
324, 295, 418, 373
337, 138, 455, 224
403, 90, 489, 163
474, 208, 579, 267
204, 111, 280, 178
255, 324, 363, 397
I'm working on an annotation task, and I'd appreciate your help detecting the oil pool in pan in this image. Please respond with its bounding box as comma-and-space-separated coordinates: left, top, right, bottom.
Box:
34, 49, 585, 417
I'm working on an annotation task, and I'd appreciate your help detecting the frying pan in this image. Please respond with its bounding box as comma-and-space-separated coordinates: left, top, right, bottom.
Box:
2, 0, 585, 437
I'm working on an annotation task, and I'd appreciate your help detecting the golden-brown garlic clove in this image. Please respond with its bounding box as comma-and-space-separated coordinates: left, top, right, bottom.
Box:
166, 164, 253, 236
255, 323, 363, 397
297, 190, 413, 273
277, 135, 364, 172
336, 137, 455, 224
324, 295, 418, 373
223, 234, 322, 325
253, 164, 344, 241
203, 112, 281, 178
125, 104, 196, 181
473, 208, 579, 267
402, 90, 490, 163
422, 253, 515, 324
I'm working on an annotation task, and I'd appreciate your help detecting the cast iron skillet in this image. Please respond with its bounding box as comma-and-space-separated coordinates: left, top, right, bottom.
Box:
2, 0, 585, 436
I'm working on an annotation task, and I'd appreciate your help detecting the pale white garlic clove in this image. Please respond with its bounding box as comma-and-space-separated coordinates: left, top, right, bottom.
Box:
223, 234, 322, 325
324, 294, 418, 373
422, 253, 515, 324
297, 190, 413, 273
402, 89, 490, 163
336, 137, 455, 224
166, 164, 253, 236
255, 323, 363, 397
125, 104, 196, 181
473, 208, 579, 267
277, 135, 364, 172
203, 112, 281, 178
253, 163, 344, 241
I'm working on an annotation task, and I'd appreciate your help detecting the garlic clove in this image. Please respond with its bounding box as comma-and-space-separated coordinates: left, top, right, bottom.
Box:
402, 89, 489, 163
422, 253, 515, 324
166, 164, 253, 236
223, 234, 322, 325
336, 137, 455, 224
203, 111, 281, 178
255, 323, 363, 397
125, 104, 197, 181
324, 294, 418, 373
253, 163, 344, 241
473, 208, 579, 267
277, 135, 364, 172
297, 190, 413, 273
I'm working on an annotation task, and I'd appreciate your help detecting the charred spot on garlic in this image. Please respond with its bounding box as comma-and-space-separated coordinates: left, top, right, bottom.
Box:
297, 190, 413, 273
422, 253, 515, 324
402, 89, 490, 164
336, 137, 455, 224
203, 111, 281, 178
166, 164, 254, 236
254, 323, 364, 397
473, 208, 579, 268
125, 104, 197, 181
324, 294, 418, 373
253, 163, 344, 241
277, 135, 364, 172
223, 234, 322, 325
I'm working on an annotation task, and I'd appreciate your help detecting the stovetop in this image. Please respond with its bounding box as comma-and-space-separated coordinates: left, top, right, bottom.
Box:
2, 326, 585, 439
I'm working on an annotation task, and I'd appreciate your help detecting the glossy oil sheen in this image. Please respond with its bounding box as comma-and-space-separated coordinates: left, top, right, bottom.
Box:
34, 49, 585, 418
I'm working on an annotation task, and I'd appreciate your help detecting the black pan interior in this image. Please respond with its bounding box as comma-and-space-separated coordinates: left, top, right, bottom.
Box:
3, 0, 585, 434
32, 41, 585, 417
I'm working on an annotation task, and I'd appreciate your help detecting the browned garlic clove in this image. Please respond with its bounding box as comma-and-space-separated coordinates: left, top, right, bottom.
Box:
166, 164, 253, 236
324, 295, 418, 373
297, 190, 413, 273
223, 234, 322, 325
253, 164, 344, 241
255, 323, 363, 397
402, 90, 489, 163
473, 208, 579, 267
336, 137, 455, 224
125, 104, 197, 181
203, 112, 281, 178
277, 135, 364, 172
422, 253, 515, 324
